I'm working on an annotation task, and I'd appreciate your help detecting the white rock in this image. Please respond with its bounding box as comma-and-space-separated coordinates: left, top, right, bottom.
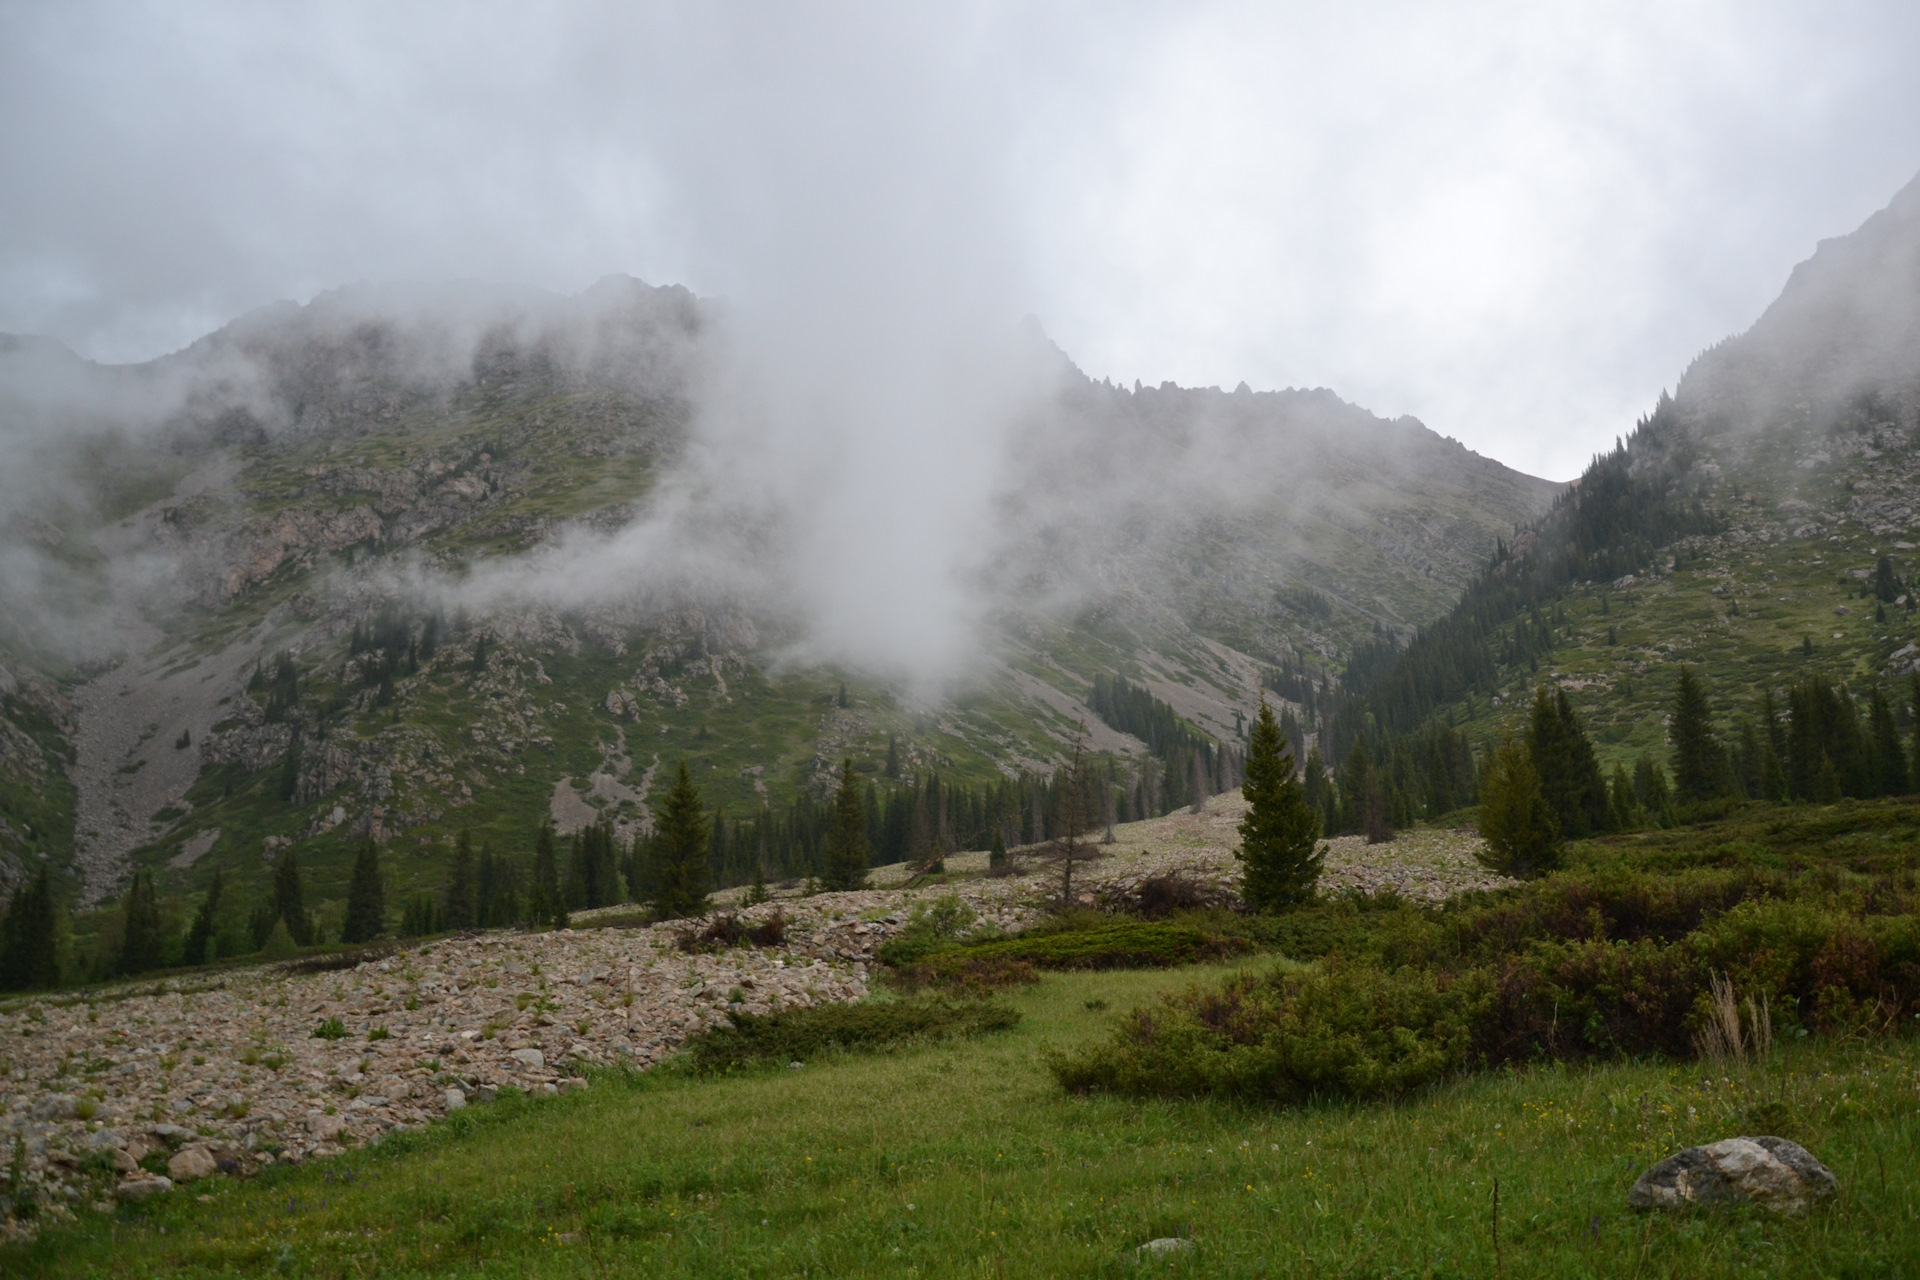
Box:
444, 1088, 466, 1111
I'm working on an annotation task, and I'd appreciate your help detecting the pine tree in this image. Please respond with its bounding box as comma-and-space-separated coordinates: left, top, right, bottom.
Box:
1236, 697, 1324, 910
271, 848, 312, 946
117, 869, 165, 976
341, 841, 385, 944
1669, 666, 1729, 804
822, 759, 870, 890
1478, 736, 1560, 876
530, 821, 563, 928
183, 868, 225, 965
988, 827, 1009, 871
1526, 686, 1610, 837
0, 867, 58, 991
1868, 683, 1909, 797
650, 762, 711, 920
443, 831, 477, 930
1607, 762, 1638, 830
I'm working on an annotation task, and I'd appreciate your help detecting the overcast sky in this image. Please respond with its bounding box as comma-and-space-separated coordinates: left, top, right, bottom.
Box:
3, 2, 1919, 480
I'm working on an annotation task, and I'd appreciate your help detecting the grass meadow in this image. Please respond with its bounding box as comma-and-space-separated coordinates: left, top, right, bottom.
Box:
8, 961, 1918, 1279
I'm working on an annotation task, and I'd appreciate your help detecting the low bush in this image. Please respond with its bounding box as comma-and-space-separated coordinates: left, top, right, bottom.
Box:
875, 895, 985, 968
685, 998, 1020, 1073
910, 920, 1249, 981
1051, 959, 1487, 1102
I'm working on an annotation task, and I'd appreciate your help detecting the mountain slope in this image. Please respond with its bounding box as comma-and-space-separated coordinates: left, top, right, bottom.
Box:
1351, 170, 1920, 786
0, 278, 1554, 935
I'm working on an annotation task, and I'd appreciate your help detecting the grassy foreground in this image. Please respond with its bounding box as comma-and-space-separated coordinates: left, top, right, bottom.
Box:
8, 964, 1919, 1279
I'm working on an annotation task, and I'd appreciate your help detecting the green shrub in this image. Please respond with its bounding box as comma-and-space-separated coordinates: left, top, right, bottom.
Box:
686, 998, 1019, 1073
311, 1017, 348, 1040
908, 920, 1248, 980
1052, 960, 1486, 1102
876, 895, 984, 967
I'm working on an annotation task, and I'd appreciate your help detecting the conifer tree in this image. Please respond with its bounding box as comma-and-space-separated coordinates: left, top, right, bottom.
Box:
822, 759, 870, 891
988, 827, 1009, 871
1526, 686, 1610, 837
0, 867, 57, 991
1477, 736, 1560, 876
183, 868, 225, 965
1607, 762, 1638, 830
650, 762, 711, 920
117, 869, 164, 976
341, 840, 385, 944
1669, 666, 1729, 804
1868, 683, 1909, 796
271, 847, 312, 946
1236, 697, 1324, 910
444, 830, 476, 930
528, 820, 563, 927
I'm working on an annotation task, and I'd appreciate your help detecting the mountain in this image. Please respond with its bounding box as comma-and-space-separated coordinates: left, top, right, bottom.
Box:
1347, 170, 1920, 800
0, 276, 1554, 947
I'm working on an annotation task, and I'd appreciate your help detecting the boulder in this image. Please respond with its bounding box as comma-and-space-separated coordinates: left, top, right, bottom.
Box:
167, 1144, 220, 1181
510, 1048, 545, 1070
309, 1114, 346, 1142
1629, 1136, 1837, 1215
444, 1088, 466, 1111
116, 1176, 173, 1202
1137, 1238, 1195, 1257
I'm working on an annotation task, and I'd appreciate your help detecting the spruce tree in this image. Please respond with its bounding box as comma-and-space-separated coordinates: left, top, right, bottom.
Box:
821, 759, 870, 891
341, 840, 385, 944
444, 830, 476, 930
650, 762, 711, 920
0, 867, 58, 991
183, 868, 225, 965
1477, 736, 1560, 876
1235, 697, 1324, 910
530, 821, 563, 928
1525, 687, 1610, 836
1868, 683, 1909, 797
271, 847, 312, 946
988, 827, 1009, 871
117, 869, 165, 976
1669, 666, 1729, 804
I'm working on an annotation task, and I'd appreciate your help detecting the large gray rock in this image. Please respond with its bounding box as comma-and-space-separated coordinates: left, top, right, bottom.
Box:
116, 1176, 173, 1202
1629, 1136, 1837, 1215
167, 1144, 219, 1181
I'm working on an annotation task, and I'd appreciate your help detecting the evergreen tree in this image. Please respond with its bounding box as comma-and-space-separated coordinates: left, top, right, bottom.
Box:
341, 841, 385, 944
399, 892, 440, 937
1235, 697, 1324, 910
650, 762, 711, 920
1868, 683, 1909, 797
117, 869, 164, 976
529, 821, 563, 928
443, 830, 476, 930
821, 759, 870, 891
0, 867, 58, 991
1526, 686, 1610, 837
1669, 666, 1729, 804
1477, 736, 1560, 876
271, 848, 312, 946
988, 827, 1009, 871
1302, 746, 1336, 834
183, 868, 225, 966
1607, 762, 1638, 830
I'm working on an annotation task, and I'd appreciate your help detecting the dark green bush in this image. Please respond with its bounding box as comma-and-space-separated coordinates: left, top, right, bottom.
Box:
911, 920, 1248, 979
686, 998, 1019, 1073
1052, 960, 1487, 1102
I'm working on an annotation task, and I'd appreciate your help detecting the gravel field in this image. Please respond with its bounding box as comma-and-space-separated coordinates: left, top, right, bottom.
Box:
1, 793, 1504, 1230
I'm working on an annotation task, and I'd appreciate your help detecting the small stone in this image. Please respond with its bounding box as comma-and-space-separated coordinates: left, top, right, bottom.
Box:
1137, 1237, 1195, 1256
116, 1176, 173, 1202
557, 1077, 588, 1095
168, 1144, 219, 1181
444, 1088, 466, 1111
1629, 1136, 1837, 1215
